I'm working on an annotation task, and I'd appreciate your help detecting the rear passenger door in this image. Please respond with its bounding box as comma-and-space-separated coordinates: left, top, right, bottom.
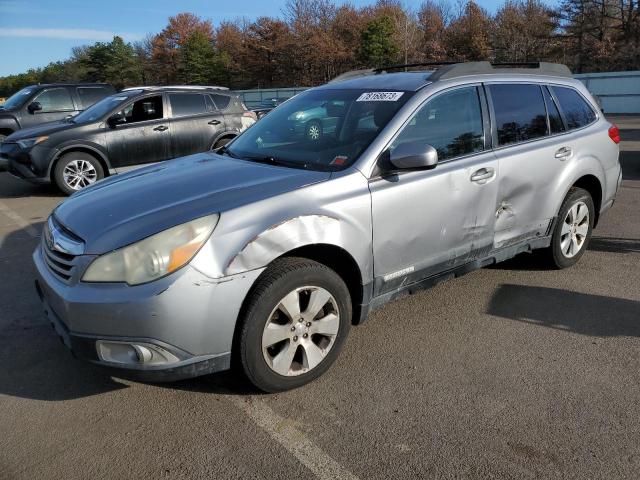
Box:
168, 92, 225, 157
486, 83, 570, 248
76, 86, 113, 110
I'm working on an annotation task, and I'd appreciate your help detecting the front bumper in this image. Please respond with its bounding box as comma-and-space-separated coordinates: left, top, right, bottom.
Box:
1, 142, 54, 183
33, 244, 264, 381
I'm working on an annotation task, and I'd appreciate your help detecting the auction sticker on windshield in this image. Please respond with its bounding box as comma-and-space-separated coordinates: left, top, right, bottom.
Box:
356, 92, 404, 102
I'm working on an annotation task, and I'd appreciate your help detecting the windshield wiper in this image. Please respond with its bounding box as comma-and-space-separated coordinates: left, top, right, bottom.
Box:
243, 155, 310, 169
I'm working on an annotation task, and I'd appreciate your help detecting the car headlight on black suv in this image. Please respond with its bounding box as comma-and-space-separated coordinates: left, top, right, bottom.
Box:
17, 136, 48, 149
82, 214, 219, 285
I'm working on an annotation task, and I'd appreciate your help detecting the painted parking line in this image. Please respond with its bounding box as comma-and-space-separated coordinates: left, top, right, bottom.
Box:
0, 201, 39, 238
228, 396, 359, 480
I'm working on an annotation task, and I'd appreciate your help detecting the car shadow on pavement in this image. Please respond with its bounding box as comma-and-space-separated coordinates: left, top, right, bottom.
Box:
0, 222, 128, 401
620, 151, 640, 181
487, 284, 640, 337
589, 236, 640, 253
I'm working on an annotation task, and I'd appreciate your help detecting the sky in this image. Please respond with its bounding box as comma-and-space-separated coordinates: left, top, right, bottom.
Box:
1, 0, 513, 77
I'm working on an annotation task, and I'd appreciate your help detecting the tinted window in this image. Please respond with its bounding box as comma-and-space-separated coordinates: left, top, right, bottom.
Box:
169, 93, 207, 117
118, 95, 163, 124
552, 86, 596, 129
211, 94, 231, 110
73, 91, 140, 124
33, 87, 74, 112
77, 87, 111, 108
391, 86, 484, 161
489, 84, 547, 146
543, 86, 564, 134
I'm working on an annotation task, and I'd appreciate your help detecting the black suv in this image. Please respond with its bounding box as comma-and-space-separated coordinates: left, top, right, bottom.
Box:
1, 86, 256, 194
0, 83, 115, 142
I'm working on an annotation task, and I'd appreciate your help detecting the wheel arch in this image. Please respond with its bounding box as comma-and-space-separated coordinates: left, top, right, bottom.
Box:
210, 131, 237, 150
49, 144, 112, 181
569, 174, 603, 227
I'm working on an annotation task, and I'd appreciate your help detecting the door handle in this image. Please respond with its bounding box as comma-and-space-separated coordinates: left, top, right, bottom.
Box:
555, 146, 572, 159
208, 119, 221, 125
154, 125, 168, 132
470, 167, 495, 184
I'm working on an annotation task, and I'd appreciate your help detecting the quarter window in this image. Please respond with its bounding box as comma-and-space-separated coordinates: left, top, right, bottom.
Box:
211, 93, 231, 110
552, 86, 596, 129
33, 88, 74, 112
489, 84, 548, 146
169, 93, 207, 117
391, 86, 484, 161
543, 86, 564, 134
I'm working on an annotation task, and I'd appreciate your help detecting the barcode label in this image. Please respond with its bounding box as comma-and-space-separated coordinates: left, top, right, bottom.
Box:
356, 91, 404, 102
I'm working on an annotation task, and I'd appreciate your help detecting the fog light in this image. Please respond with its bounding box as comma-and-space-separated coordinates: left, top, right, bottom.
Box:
96, 341, 180, 366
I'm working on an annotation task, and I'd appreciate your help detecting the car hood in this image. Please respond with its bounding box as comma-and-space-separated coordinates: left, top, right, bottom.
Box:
54, 152, 331, 254
6, 120, 77, 141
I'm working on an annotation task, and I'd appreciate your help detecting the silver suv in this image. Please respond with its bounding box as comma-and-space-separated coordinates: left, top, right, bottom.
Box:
34, 62, 621, 392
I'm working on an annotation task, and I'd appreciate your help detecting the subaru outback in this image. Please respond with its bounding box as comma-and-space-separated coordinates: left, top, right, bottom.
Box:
34, 62, 621, 392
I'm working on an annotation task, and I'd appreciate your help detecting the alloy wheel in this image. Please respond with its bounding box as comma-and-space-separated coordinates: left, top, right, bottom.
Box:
63, 159, 98, 190
560, 200, 589, 258
262, 286, 340, 376
307, 123, 321, 141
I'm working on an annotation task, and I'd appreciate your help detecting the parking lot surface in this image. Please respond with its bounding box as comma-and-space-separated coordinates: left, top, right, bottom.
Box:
1, 116, 639, 480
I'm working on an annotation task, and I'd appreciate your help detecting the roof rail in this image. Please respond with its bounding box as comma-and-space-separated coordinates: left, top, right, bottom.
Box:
329, 61, 572, 84
121, 85, 230, 91
428, 61, 572, 80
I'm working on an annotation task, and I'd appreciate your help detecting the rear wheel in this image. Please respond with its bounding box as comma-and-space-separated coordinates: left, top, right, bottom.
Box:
305, 120, 322, 141
237, 257, 351, 392
53, 152, 104, 195
213, 136, 234, 150
545, 187, 594, 268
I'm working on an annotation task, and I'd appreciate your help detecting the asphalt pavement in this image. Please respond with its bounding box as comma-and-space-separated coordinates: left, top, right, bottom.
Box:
0, 116, 638, 480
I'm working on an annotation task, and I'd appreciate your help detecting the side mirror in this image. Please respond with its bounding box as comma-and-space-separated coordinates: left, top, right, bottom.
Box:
28, 101, 42, 113
107, 112, 126, 127
390, 141, 438, 170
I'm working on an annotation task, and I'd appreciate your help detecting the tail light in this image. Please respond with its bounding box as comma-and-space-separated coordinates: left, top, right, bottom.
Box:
608, 124, 620, 144
243, 110, 258, 122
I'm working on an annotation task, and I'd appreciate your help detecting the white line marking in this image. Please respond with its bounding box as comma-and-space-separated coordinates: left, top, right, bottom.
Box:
228, 396, 359, 480
0, 201, 39, 238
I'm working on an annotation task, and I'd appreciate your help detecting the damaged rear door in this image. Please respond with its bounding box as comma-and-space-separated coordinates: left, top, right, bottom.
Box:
370, 84, 500, 295
486, 83, 570, 248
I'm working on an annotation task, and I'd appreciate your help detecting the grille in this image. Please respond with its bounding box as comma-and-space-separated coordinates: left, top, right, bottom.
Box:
42, 238, 77, 283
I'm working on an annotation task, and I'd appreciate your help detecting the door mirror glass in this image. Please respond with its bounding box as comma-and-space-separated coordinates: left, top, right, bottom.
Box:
390, 141, 438, 170
28, 101, 42, 113
107, 111, 126, 127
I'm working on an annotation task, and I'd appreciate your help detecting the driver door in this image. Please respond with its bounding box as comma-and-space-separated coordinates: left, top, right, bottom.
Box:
369, 85, 500, 295
22, 87, 79, 128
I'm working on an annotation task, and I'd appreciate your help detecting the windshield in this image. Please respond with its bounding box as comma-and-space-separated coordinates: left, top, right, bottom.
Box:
73, 90, 141, 124
226, 88, 411, 171
1, 86, 37, 109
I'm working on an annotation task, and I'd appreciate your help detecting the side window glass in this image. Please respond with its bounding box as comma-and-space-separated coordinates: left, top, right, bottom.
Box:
211, 94, 231, 110
552, 86, 596, 130
489, 84, 548, 146
33, 88, 74, 112
543, 86, 564, 134
169, 93, 207, 117
118, 95, 163, 124
77, 87, 110, 109
391, 86, 484, 161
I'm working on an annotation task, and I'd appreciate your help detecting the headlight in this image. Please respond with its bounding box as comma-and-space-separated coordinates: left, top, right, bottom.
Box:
17, 136, 48, 149
82, 214, 219, 285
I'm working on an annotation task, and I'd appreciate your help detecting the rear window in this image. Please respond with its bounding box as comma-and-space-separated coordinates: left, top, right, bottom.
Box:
211, 94, 231, 110
77, 87, 111, 109
169, 93, 207, 117
489, 84, 548, 146
552, 86, 596, 130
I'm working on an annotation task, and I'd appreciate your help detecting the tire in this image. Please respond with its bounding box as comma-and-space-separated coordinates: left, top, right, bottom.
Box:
213, 136, 233, 150
0, 134, 7, 143
305, 120, 322, 141
237, 257, 351, 392
545, 187, 595, 269
53, 152, 104, 195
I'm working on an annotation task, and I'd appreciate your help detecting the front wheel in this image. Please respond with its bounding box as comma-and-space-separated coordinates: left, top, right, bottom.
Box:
53, 152, 104, 195
545, 187, 594, 268
236, 257, 351, 392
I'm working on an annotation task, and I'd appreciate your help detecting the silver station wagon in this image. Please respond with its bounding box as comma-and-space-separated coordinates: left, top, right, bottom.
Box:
35, 62, 621, 392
